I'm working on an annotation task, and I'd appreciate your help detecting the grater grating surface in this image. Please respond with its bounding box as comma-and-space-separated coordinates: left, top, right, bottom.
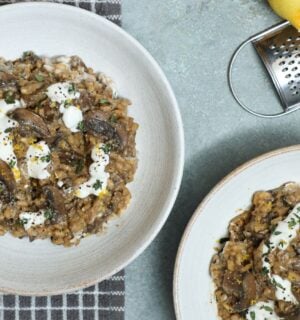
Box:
229, 21, 300, 118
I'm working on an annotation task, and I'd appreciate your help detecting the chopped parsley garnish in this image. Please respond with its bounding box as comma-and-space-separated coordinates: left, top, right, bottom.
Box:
4, 91, 15, 104
19, 218, 28, 225
99, 98, 110, 105
101, 143, 112, 154
68, 83, 76, 94
4, 127, 12, 133
273, 231, 282, 235
109, 114, 118, 123
8, 160, 16, 168
44, 208, 54, 220
93, 180, 103, 190
272, 278, 285, 290
261, 266, 269, 275
76, 121, 85, 132
250, 311, 255, 320
278, 240, 285, 248
22, 51, 34, 59
219, 237, 229, 244
288, 217, 297, 229
64, 99, 73, 107
75, 159, 84, 174
35, 74, 44, 82
261, 305, 273, 312
40, 154, 51, 162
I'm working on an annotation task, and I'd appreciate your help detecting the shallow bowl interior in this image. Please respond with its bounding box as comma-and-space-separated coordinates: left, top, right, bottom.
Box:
0, 3, 184, 295
174, 145, 300, 320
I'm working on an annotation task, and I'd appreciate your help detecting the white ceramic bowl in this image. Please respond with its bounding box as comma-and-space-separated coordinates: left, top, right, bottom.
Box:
0, 3, 184, 295
174, 145, 300, 320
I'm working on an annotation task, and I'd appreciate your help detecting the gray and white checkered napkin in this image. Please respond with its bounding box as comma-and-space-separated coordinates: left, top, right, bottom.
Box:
0, 2, 124, 319
0, 0, 121, 25
0, 271, 125, 320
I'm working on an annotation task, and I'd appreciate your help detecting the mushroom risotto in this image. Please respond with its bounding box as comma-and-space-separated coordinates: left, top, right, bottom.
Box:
210, 183, 300, 320
0, 52, 138, 246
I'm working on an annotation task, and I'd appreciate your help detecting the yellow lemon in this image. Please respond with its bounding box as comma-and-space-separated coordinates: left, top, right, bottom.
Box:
269, 0, 300, 29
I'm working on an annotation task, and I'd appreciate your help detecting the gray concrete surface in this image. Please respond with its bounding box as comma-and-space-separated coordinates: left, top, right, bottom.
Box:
123, 1, 300, 319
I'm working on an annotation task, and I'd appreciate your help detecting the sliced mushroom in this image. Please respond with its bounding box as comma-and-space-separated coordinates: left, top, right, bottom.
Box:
11, 108, 50, 139
0, 160, 16, 194
222, 271, 243, 298
0, 72, 17, 89
232, 273, 257, 312
84, 110, 127, 149
0, 160, 16, 202
43, 186, 66, 216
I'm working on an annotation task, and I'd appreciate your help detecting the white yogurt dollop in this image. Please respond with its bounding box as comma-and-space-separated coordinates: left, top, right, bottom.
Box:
75, 143, 110, 198
26, 141, 51, 179
0, 99, 23, 179
60, 105, 83, 133
246, 301, 281, 320
46, 82, 80, 104
19, 210, 46, 230
247, 203, 300, 317
46, 82, 82, 133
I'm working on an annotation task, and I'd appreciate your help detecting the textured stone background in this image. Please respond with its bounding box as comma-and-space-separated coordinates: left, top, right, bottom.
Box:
123, 1, 298, 319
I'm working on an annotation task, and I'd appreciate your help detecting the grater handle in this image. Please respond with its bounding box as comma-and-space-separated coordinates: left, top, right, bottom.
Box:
228, 36, 300, 119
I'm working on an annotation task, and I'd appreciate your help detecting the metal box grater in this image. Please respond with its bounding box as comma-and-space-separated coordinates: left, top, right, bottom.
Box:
229, 21, 300, 118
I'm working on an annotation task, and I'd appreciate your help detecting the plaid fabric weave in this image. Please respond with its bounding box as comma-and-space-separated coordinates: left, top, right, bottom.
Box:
0, 1, 124, 319
0, 0, 121, 25
0, 271, 125, 320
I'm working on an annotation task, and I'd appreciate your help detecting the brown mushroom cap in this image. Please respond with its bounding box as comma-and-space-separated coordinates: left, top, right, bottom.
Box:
43, 186, 66, 216
0, 159, 16, 202
0, 159, 16, 194
10, 108, 50, 139
231, 273, 257, 312
84, 110, 127, 149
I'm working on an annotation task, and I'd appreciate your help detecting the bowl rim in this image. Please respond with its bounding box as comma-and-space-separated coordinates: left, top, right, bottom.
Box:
0, 1, 185, 295
173, 144, 300, 319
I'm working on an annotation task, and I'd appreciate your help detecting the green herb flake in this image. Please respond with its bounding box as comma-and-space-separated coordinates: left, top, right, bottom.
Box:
64, 99, 72, 107
4, 127, 13, 133
19, 218, 28, 226
22, 51, 34, 59
261, 305, 273, 312
261, 266, 269, 275
99, 98, 110, 105
93, 180, 103, 190
40, 154, 51, 163
75, 159, 84, 174
273, 231, 282, 236
101, 143, 112, 154
44, 208, 54, 220
109, 114, 118, 123
250, 311, 255, 320
35, 74, 44, 82
278, 240, 285, 248
4, 91, 15, 104
68, 83, 76, 94
272, 278, 285, 290
76, 121, 85, 132
288, 218, 297, 229
8, 160, 16, 168
219, 237, 229, 244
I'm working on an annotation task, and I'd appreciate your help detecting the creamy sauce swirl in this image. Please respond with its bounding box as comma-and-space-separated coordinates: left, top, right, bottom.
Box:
247, 203, 300, 317
246, 301, 281, 320
0, 99, 23, 179
75, 144, 110, 198
19, 210, 46, 230
26, 141, 51, 179
46, 82, 82, 133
